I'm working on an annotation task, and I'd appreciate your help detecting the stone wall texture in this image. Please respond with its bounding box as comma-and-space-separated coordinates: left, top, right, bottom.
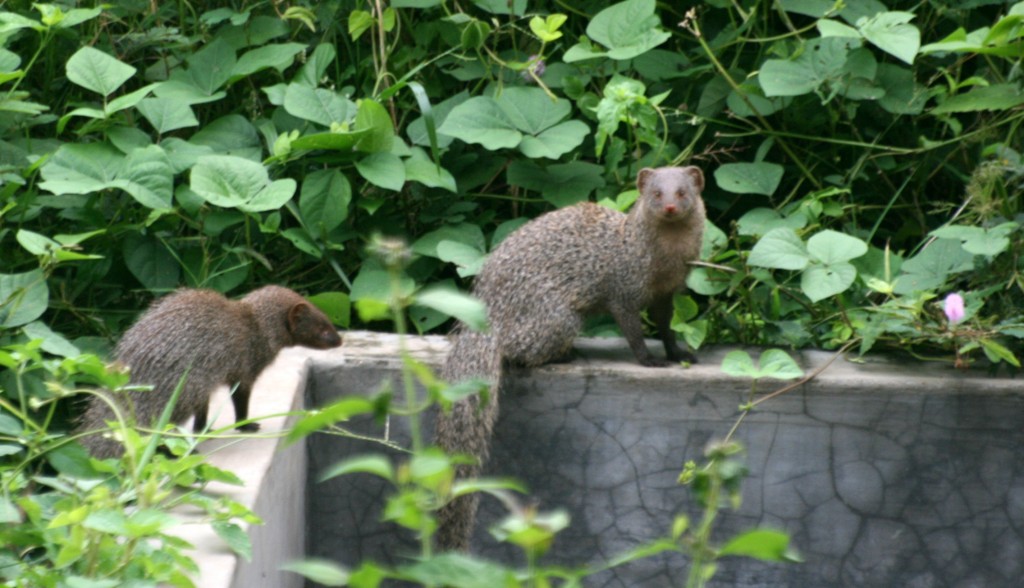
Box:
306, 332, 1024, 587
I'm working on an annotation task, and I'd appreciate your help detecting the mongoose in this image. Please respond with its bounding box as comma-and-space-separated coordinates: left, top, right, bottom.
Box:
77, 285, 342, 458
435, 165, 706, 550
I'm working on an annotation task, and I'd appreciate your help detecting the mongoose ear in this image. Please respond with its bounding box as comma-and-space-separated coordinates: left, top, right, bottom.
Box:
637, 168, 655, 192
287, 302, 310, 331
684, 166, 705, 193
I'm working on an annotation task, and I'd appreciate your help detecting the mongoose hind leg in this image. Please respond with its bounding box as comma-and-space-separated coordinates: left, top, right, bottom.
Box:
232, 384, 260, 432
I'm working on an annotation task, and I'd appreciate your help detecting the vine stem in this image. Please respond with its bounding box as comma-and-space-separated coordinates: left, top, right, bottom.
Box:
722, 339, 859, 446
680, 10, 820, 189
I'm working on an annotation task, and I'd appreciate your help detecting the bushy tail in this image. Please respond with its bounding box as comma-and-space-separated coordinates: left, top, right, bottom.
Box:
435, 326, 503, 551
75, 391, 130, 459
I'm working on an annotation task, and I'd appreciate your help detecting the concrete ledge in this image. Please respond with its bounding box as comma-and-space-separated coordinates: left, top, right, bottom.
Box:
177, 331, 1024, 588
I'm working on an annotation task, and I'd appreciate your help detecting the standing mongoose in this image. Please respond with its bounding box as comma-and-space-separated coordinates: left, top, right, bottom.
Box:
435, 165, 706, 550
77, 285, 342, 458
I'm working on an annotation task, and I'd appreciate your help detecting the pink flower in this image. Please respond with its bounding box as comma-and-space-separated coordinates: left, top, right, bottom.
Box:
944, 293, 965, 325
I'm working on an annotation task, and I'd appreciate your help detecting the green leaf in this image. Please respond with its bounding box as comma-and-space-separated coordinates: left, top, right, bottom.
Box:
893, 239, 974, 295
722, 349, 803, 380
721, 350, 758, 379
0, 498, 20, 524
40, 143, 174, 210
404, 148, 456, 192
126, 509, 179, 537
296, 44, 337, 87
123, 234, 180, 292
416, 287, 487, 331
83, 510, 128, 534
397, 552, 516, 588
181, 39, 236, 95
15, 229, 59, 256
587, 0, 671, 60
507, 160, 606, 207
461, 19, 492, 50
806, 230, 868, 264
931, 223, 1017, 257
412, 223, 486, 260
307, 292, 351, 328
291, 130, 368, 151
284, 83, 358, 127
979, 338, 1021, 367
319, 455, 395, 482
518, 120, 590, 159
190, 155, 296, 212
759, 37, 861, 98
348, 10, 373, 41
858, 11, 919, 65
136, 97, 198, 133
876, 64, 927, 115
213, 522, 253, 561
472, 0, 526, 14
714, 162, 784, 196
232, 43, 306, 79
932, 84, 1024, 114
801, 262, 857, 301
497, 87, 571, 135
287, 396, 377, 445
300, 169, 351, 233
22, 321, 82, 358
0, 270, 49, 328
720, 529, 796, 561
65, 46, 135, 96
105, 83, 158, 115
354, 98, 395, 153
748, 228, 809, 271
437, 96, 521, 150
190, 114, 262, 161
0, 412, 22, 435
356, 152, 405, 191
281, 559, 350, 586
737, 208, 808, 236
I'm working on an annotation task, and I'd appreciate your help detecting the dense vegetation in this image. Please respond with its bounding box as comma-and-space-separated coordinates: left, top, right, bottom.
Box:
1, 0, 1022, 584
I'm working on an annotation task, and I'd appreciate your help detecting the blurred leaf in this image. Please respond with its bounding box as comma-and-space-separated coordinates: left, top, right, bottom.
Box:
720, 528, 799, 562
415, 287, 487, 330
0, 270, 49, 328
319, 454, 395, 482
213, 522, 253, 561
287, 396, 376, 445
281, 559, 350, 586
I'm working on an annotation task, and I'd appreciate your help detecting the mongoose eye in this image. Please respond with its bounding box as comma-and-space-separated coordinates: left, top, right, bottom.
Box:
653, 190, 662, 199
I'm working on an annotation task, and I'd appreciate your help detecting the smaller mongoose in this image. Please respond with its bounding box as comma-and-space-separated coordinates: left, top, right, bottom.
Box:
78, 285, 342, 458
435, 165, 706, 550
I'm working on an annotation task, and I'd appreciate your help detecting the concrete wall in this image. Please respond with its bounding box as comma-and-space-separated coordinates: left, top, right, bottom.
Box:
305, 332, 1024, 588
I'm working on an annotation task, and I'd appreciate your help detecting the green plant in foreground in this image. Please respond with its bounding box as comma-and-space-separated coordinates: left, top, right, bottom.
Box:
0, 343, 258, 587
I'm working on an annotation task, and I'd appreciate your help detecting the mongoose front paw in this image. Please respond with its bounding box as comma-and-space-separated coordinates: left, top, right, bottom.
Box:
638, 355, 674, 368
236, 422, 261, 432
669, 351, 698, 364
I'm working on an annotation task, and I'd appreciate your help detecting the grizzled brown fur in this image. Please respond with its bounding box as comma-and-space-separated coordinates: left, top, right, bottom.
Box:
78, 285, 341, 458
435, 166, 706, 550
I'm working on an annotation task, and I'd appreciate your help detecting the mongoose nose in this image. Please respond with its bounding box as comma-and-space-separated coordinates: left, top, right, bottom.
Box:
663, 204, 677, 214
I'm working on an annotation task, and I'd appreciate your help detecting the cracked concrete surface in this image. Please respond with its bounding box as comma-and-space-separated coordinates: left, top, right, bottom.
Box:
305, 331, 1024, 587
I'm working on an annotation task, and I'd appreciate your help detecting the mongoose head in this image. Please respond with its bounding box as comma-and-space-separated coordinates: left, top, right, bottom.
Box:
636, 166, 705, 223
288, 302, 343, 349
